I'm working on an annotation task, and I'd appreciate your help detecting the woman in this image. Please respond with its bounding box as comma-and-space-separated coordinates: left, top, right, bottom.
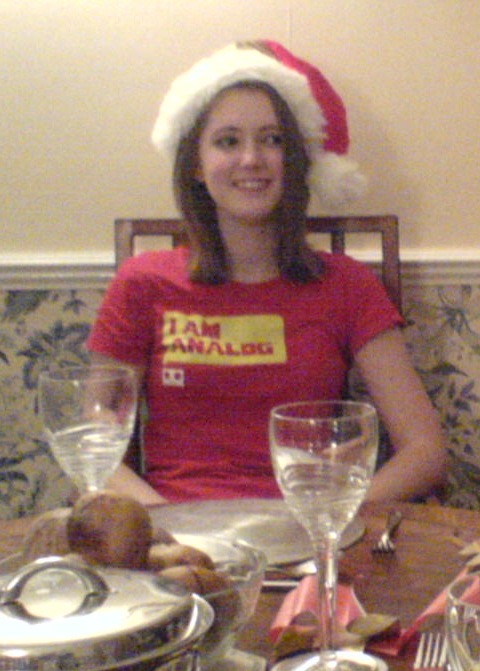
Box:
88, 41, 447, 505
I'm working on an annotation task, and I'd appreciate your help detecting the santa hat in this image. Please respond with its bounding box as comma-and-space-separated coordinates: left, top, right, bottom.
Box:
152, 40, 367, 208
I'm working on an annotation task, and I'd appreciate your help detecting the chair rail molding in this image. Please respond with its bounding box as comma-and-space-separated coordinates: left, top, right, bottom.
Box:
1, 249, 480, 290
0, 252, 114, 290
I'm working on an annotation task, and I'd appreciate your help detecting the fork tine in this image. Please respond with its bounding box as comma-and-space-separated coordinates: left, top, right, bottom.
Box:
414, 632, 427, 669
414, 633, 447, 670
438, 635, 447, 667
372, 511, 402, 553
430, 634, 442, 667
372, 535, 394, 553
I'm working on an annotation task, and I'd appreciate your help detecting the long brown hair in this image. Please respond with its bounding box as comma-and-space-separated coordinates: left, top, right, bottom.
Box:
173, 80, 323, 284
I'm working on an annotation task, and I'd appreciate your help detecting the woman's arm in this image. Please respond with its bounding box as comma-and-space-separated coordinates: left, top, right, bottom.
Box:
106, 462, 167, 506
354, 328, 448, 502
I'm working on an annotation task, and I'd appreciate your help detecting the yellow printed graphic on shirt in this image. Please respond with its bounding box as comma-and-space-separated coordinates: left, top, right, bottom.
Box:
162, 311, 286, 366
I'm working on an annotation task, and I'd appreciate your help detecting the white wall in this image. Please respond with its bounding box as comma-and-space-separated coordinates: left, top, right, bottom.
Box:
2, 0, 479, 264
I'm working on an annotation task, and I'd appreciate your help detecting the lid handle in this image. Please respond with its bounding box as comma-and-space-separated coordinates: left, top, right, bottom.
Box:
0, 556, 110, 623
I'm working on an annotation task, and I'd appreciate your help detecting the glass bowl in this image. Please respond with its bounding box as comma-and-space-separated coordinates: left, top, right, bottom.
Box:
174, 533, 267, 666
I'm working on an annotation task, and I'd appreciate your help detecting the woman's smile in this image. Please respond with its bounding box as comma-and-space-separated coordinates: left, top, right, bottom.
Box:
233, 177, 273, 192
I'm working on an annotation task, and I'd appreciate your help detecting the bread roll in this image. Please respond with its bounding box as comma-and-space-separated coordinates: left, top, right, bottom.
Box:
148, 542, 215, 571
151, 525, 177, 545
156, 565, 241, 654
21, 507, 71, 562
67, 490, 152, 569
157, 565, 231, 594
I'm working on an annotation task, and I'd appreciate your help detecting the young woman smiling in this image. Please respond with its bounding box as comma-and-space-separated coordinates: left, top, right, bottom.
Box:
88, 41, 447, 505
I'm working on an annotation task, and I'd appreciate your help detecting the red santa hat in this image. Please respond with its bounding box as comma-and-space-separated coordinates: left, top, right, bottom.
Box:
152, 40, 367, 208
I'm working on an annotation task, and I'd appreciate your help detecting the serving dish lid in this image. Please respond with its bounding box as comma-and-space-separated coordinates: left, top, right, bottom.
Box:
0, 556, 213, 670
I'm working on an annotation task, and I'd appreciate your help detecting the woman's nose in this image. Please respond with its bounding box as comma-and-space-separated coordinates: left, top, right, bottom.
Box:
239, 140, 263, 166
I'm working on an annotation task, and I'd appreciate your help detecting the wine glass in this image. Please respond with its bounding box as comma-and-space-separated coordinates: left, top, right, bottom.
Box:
446, 573, 480, 671
269, 400, 382, 671
38, 364, 138, 493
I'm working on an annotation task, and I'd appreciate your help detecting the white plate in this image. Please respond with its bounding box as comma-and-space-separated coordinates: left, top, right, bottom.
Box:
150, 498, 365, 566
271, 650, 387, 671
204, 649, 266, 671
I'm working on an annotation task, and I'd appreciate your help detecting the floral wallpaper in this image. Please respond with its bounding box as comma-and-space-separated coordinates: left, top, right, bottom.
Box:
0, 289, 103, 519
2, 282, 480, 519
404, 285, 480, 509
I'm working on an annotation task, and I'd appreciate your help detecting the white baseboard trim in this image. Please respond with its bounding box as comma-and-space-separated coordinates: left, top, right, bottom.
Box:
0, 254, 480, 290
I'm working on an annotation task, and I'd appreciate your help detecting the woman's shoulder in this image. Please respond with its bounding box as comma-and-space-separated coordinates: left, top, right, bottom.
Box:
317, 250, 377, 280
314, 250, 397, 306
116, 247, 189, 282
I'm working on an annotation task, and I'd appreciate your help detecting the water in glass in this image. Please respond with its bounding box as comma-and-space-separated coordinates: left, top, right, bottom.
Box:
39, 364, 137, 492
49, 422, 132, 492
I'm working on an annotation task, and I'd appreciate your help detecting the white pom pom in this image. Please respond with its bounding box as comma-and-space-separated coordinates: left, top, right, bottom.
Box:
308, 152, 368, 208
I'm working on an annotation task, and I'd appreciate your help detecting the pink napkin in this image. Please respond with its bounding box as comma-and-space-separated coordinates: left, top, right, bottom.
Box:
270, 567, 469, 657
270, 576, 365, 641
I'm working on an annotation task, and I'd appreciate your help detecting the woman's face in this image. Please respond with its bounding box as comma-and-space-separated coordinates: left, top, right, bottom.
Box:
196, 87, 285, 227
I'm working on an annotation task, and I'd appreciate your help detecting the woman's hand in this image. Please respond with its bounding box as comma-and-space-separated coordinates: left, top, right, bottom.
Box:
106, 462, 167, 506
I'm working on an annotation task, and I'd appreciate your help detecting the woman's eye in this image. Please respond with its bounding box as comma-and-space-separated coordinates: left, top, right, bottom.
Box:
214, 135, 238, 148
262, 133, 284, 147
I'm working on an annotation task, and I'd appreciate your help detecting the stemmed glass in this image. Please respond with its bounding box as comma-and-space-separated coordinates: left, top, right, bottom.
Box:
38, 364, 138, 493
446, 573, 480, 671
269, 400, 381, 671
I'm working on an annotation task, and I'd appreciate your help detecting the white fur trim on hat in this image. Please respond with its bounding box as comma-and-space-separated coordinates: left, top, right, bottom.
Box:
310, 152, 368, 208
152, 43, 366, 207
152, 44, 325, 159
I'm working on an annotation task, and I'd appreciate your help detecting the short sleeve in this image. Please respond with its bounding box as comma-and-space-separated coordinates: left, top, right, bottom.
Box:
324, 253, 404, 356
87, 257, 156, 365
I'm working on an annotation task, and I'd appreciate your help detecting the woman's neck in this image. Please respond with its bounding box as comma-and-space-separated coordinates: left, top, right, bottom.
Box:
230, 251, 279, 283
219, 215, 279, 283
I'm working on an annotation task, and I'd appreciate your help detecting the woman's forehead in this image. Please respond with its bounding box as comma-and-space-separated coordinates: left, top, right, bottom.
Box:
203, 86, 280, 129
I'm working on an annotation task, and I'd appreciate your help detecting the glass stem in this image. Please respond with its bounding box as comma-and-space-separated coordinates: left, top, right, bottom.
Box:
313, 530, 340, 654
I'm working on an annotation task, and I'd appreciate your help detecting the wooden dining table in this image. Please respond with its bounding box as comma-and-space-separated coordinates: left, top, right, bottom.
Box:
236, 500, 480, 670
1, 500, 479, 670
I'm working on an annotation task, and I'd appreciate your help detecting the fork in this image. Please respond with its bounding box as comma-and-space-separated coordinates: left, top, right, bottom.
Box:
371, 509, 403, 553
414, 632, 447, 670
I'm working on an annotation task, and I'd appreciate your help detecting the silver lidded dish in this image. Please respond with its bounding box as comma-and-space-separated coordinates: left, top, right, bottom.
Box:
0, 555, 214, 671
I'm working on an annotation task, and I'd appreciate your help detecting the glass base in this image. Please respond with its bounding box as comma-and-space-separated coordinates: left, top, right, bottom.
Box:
202, 649, 267, 671
270, 649, 388, 671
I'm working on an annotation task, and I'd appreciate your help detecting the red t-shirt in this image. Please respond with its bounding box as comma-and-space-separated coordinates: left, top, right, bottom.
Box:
88, 248, 403, 501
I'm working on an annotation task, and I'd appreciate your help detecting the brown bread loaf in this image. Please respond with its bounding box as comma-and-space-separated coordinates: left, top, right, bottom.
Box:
148, 542, 215, 571
67, 490, 152, 569
21, 507, 72, 562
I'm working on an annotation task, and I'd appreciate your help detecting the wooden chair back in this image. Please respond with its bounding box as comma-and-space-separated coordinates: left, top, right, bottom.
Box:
114, 215, 402, 311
